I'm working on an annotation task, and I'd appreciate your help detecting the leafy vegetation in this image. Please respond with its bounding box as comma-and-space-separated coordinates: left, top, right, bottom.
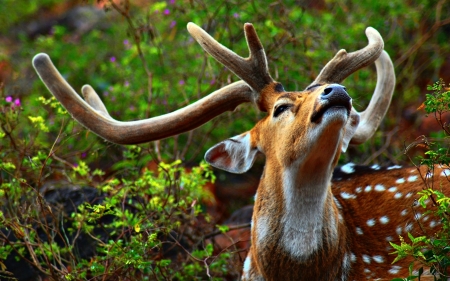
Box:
0, 0, 450, 280
391, 80, 450, 280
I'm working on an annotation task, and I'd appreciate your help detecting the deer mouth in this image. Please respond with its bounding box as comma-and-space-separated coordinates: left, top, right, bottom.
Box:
310, 100, 352, 123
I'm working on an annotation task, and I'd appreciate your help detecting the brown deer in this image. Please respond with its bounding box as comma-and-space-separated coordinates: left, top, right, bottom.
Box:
32, 22, 447, 280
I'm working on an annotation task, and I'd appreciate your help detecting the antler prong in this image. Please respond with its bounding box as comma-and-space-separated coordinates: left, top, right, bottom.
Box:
312, 27, 384, 85
187, 22, 274, 95
81, 85, 111, 118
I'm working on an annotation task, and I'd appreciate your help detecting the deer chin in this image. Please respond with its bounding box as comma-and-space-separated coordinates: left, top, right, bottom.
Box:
311, 105, 350, 125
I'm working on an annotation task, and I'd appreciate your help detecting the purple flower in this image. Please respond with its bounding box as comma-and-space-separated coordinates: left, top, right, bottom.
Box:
110, 56, 116, 63
124, 81, 130, 87
81, 152, 87, 158
5, 96, 12, 102
14, 98, 21, 107
210, 79, 216, 85
179, 80, 185, 85
163, 9, 170, 15
233, 13, 239, 18
170, 21, 176, 28
123, 39, 129, 45
169, 0, 175, 4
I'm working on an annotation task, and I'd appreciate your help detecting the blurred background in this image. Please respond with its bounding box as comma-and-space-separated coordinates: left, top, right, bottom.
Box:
0, 0, 450, 279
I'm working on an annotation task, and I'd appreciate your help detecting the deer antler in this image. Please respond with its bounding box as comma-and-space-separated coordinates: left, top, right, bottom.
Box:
311, 27, 395, 145
187, 22, 275, 111
350, 50, 395, 144
312, 27, 384, 85
32, 53, 253, 145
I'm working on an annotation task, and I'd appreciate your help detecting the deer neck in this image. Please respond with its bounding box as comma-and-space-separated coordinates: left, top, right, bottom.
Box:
252, 155, 350, 278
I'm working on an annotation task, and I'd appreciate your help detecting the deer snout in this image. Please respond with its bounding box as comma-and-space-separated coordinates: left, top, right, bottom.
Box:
311, 84, 352, 123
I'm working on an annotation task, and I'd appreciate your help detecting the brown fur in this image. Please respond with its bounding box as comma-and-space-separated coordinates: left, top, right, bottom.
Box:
236, 84, 448, 280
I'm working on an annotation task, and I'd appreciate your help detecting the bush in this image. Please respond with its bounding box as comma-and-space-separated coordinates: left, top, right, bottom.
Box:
391, 80, 450, 280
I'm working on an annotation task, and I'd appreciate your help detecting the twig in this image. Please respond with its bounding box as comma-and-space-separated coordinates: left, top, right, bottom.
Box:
203, 223, 251, 240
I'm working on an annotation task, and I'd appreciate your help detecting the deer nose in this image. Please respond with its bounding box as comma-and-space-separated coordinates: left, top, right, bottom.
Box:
322, 84, 347, 96
321, 84, 351, 104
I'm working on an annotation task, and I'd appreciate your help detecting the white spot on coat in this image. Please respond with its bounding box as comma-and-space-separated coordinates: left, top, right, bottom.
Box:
380, 216, 389, 224
362, 255, 371, 264
405, 223, 413, 232
387, 165, 402, 170
367, 219, 376, 227
355, 187, 362, 193
401, 209, 408, 216
394, 192, 403, 199
395, 178, 405, 184
364, 185, 372, 192
388, 187, 397, 192
388, 265, 402, 274
407, 175, 418, 182
375, 184, 386, 192
371, 164, 380, 170
341, 191, 357, 199
373, 255, 385, 263
356, 227, 363, 235
341, 163, 355, 174
350, 252, 357, 263
396, 226, 403, 235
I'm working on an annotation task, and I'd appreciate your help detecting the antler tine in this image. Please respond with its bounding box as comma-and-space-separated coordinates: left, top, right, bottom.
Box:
81, 85, 111, 118
33, 53, 254, 145
312, 27, 384, 85
350, 50, 395, 144
187, 22, 274, 95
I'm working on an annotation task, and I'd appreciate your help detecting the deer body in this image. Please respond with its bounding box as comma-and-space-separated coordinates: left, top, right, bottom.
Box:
35, 21, 442, 280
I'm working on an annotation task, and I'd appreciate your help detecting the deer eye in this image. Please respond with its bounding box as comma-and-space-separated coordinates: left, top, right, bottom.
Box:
273, 104, 292, 118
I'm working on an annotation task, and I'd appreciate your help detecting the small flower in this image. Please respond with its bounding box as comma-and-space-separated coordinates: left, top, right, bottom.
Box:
5, 96, 12, 102
110, 56, 116, 63
233, 13, 240, 18
163, 9, 170, 15
210, 79, 216, 85
81, 152, 87, 158
170, 21, 176, 28
169, 0, 175, 4
123, 39, 129, 45
124, 81, 130, 87
14, 98, 21, 107
179, 80, 185, 85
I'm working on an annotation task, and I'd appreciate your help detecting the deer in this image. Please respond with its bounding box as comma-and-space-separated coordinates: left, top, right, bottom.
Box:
31, 22, 449, 280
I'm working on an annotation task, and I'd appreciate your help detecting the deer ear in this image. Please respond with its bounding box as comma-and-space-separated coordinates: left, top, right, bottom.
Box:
341, 109, 360, 153
205, 132, 258, 174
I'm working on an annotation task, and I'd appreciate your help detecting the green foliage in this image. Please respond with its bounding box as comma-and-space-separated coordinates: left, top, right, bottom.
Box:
0, 38, 234, 279
391, 80, 450, 280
